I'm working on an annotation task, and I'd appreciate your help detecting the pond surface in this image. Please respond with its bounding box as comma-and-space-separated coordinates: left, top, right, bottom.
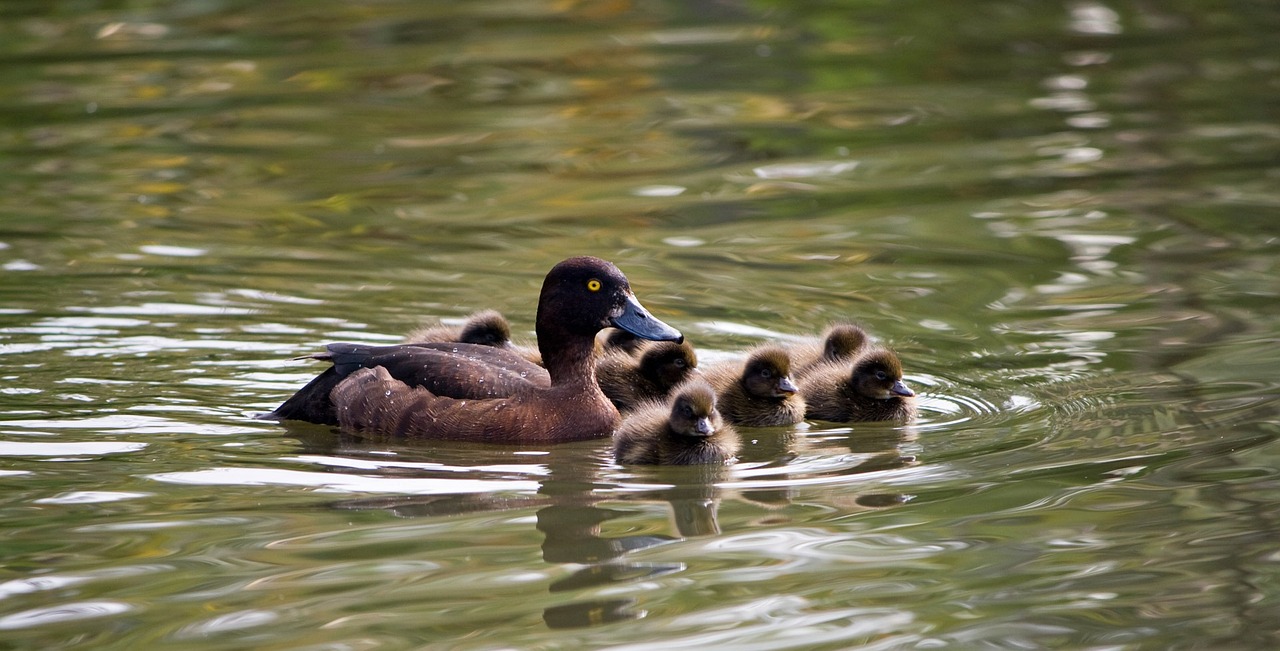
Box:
2, 0, 1279, 648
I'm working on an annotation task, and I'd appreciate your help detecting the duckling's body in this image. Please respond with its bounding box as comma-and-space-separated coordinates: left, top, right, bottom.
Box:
701, 346, 805, 427
791, 323, 871, 378
800, 348, 917, 422
597, 341, 698, 413
270, 256, 682, 442
613, 381, 739, 465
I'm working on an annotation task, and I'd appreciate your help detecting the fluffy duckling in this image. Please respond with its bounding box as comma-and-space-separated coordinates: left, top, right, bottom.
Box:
613, 381, 739, 465
596, 340, 699, 413
701, 345, 806, 427
800, 348, 917, 422
597, 327, 644, 356
403, 309, 513, 348
791, 323, 871, 378
404, 309, 543, 366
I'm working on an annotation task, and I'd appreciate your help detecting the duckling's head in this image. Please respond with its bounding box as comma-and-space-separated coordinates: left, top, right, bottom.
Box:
668, 381, 721, 438
741, 346, 799, 399
823, 323, 870, 362
458, 310, 513, 348
849, 349, 914, 400
601, 328, 643, 354
539, 256, 682, 343
640, 340, 699, 388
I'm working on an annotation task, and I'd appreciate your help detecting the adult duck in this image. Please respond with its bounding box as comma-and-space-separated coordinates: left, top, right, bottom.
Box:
274, 256, 683, 442
800, 348, 917, 422
613, 380, 739, 465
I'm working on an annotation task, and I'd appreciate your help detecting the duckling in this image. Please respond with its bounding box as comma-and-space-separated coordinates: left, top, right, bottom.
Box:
403, 309, 513, 348
597, 327, 644, 356
800, 348, 917, 422
701, 345, 805, 427
613, 381, 739, 465
791, 323, 871, 378
596, 340, 699, 413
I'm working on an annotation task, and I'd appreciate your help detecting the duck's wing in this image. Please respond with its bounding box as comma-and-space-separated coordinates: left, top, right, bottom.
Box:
264, 342, 550, 424
325, 342, 550, 399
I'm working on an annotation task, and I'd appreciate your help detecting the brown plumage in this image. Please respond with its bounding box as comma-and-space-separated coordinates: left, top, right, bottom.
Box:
700, 345, 806, 427
596, 340, 699, 413
800, 348, 917, 422
613, 381, 739, 465
320, 256, 684, 442
791, 323, 871, 378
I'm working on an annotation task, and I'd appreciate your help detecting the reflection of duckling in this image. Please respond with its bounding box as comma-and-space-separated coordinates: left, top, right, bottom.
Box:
701, 346, 805, 427
613, 381, 739, 465
800, 348, 917, 422
597, 341, 699, 413
791, 323, 870, 378
403, 309, 513, 348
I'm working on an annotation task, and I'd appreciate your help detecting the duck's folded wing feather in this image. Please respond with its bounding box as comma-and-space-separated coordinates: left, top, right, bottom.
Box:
325, 342, 550, 399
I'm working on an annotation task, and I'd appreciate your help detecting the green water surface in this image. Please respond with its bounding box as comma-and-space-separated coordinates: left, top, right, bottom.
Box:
1, 1, 1278, 649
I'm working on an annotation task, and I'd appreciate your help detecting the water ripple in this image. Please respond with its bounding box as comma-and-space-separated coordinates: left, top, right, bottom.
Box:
0, 601, 132, 630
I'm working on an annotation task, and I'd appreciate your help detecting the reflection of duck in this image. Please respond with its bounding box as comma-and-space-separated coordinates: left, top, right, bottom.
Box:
701, 346, 806, 427
791, 323, 870, 378
271, 257, 683, 442
800, 348, 917, 422
597, 341, 698, 413
613, 381, 739, 465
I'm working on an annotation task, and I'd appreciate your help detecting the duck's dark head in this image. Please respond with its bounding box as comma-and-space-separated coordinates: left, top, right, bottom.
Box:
741, 346, 799, 400
850, 349, 914, 400
538, 256, 682, 343
823, 323, 870, 362
640, 340, 699, 389
669, 381, 721, 438
457, 309, 513, 348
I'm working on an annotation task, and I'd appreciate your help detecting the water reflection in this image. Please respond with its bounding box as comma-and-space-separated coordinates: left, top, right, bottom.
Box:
279, 421, 920, 630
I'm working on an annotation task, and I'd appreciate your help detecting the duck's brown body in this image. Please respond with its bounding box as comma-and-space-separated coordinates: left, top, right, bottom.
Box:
269, 256, 682, 442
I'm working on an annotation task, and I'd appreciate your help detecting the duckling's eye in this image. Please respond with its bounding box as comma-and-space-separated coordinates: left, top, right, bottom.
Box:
586, 278, 602, 292
682, 405, 695, 418
674, 359, 686, 368
760, 369, 773, 378
875, 370, 887, 381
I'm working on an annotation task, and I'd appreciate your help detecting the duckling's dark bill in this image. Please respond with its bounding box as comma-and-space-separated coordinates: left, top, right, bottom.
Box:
612, 293, 682, 343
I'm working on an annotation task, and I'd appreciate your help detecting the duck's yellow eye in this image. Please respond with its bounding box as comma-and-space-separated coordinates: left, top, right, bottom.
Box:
586, 279, 602, 292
